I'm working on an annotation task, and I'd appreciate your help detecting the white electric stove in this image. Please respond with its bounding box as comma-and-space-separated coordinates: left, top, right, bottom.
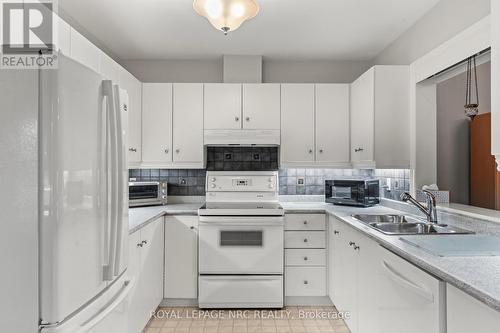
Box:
197, 171, 284, 309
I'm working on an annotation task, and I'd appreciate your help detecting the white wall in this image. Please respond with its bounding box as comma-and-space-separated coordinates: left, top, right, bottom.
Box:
375, 0, 490, 65
122, 58, 223, 83
122, 58, 372, 83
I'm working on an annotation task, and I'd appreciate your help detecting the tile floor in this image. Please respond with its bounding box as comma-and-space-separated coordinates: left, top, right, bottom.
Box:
144, 307, 350, 333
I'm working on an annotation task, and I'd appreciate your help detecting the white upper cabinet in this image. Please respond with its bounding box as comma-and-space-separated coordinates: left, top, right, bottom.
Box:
315, 84, 350, 166
141, 83, 173, 166
350, 66, 410, 168
69, 28, 100, 73
242, 84, 280, 130
281, 84, 315, 164
204, 84, 242, 130
172, 84, 204, 166
119, 70, 142, 167
350, 68, 375, 167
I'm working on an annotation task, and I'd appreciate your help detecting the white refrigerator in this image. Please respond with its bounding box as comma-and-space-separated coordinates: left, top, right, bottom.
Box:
36, 54, 132, 332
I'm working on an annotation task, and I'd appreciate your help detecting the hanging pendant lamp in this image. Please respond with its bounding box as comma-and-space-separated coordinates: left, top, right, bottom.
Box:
464, 55, 479, 119
193, 0, 260, 35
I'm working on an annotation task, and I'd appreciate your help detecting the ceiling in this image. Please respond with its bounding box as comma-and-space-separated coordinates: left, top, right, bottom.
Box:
58, 0, 441, 61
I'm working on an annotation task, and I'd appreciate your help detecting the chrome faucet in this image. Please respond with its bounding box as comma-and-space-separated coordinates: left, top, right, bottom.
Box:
400, 190, 439, 224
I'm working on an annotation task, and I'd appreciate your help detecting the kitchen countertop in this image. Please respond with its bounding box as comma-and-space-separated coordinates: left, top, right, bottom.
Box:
129, 201, 500, 313
129, 204, 201, 234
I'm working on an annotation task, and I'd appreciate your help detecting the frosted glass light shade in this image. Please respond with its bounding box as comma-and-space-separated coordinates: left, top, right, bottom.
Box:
193, 0, 259, 34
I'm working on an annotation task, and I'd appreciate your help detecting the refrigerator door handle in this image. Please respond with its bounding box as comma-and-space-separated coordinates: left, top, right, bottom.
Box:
75, 279, 135, 333
113, 85, 125, 277
102, 80, 119, 281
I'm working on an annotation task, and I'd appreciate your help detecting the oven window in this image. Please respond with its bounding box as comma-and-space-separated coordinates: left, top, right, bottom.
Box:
129, 185, 158, 200
220, 231, 263, 246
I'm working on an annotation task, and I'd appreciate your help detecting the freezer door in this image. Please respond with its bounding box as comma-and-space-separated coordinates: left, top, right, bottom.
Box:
39, 54, 127, 324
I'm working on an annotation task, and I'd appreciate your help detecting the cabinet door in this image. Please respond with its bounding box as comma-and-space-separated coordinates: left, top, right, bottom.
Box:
281, 84, 315, 164
139, 218, 164, 321
350, 68, 375, 164
119, 71, 142, 166
172, 84, 204, 165
204, 84, 242, 130
447, 284, 500, 333
242, 84, 280, 130
127, 232, 143, 333
316, 84, 350, 164
142, 83, 172, 165
355, 232, 380, 333
165, 216, 198, 299
334, 223, 358, 333
328, 216, 340, 302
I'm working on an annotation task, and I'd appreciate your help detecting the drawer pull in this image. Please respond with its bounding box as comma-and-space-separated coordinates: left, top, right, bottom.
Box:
303, 280, 309, 285
303, 238, 308, 243
304, 257, 308, 261
303, 221, 308, 225
334, 230, 340, 235
349, 241, 355, 246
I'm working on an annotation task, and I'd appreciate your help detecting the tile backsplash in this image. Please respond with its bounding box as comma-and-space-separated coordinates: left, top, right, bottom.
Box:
129, 168, 411, 199
206, 146, 279, 171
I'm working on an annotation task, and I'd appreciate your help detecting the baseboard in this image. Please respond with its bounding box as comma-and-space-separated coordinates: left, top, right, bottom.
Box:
160, 298, 199, 307
285, 296, 333, 306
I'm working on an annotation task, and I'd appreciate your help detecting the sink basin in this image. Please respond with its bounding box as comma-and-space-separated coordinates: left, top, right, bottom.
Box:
352, 214, 473, 235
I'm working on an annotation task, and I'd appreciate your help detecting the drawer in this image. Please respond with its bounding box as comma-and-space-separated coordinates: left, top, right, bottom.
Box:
285, 214, 325, 231
199, 275, 283, 308
285, 267, 326, 296
285, 249, 326, 266
285, 231, 326, 249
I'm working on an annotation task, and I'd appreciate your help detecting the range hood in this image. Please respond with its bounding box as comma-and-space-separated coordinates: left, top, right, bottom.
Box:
204, 129, 280, 145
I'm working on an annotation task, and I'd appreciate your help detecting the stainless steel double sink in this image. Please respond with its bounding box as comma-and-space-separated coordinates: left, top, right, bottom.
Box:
351, 214, 473, 235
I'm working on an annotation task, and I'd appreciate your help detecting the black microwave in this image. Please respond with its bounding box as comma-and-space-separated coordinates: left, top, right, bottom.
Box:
325, 179, 380, 207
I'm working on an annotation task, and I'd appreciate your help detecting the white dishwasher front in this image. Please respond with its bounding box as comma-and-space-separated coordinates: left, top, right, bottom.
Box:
378, 247, 445, 333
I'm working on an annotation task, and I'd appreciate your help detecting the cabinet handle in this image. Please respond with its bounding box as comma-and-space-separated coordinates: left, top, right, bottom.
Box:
304, 257, 308, 261
164, 148, 169, 154
246, 117, 250, 122
334, 230, 340, 235
354, 245, 360, 251
303, 280, 309, 285
137, 243, 143, 248
175, 149, 180, 154
349, 241, 355, 246
303, 238, 308, 243
142, 240, 148, 245
129, 147, 137, 152
190, 226, 195, 230
354, 147, 364, 152
235, 116, 240, 122
319, 149, 324, 153
303, 221, 308, 225
308, 149, 313, 154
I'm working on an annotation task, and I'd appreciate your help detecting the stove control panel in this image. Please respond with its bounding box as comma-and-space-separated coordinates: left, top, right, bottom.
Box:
206, 171, 278, 192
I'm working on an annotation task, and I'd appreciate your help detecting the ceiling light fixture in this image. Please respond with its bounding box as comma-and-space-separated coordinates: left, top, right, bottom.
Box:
193, 0, 259, 35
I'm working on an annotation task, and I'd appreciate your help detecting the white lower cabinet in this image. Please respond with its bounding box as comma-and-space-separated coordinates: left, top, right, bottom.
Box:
164, 216, 198, 299
447, 284, 500, 333
128, 218, 164, 333
328, 216, 380, 333
285, 214, 327, 300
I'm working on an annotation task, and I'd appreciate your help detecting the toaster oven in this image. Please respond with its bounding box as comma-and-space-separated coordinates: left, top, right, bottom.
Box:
128, 181, 167, 207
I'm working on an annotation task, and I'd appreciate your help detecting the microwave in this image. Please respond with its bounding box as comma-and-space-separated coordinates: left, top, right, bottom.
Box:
325, 179, 380, 207
129, 181, 168, 207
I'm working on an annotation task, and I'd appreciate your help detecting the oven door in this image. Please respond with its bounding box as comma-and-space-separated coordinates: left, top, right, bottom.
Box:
198, 216, 284, 274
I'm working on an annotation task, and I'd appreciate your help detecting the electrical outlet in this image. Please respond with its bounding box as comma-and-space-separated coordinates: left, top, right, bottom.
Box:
297, 177, 305, 186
